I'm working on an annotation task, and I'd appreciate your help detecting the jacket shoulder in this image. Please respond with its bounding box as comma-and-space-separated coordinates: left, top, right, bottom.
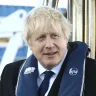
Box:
1, 59, 25, 78
85, 57, 96, 96
85, 57, 96, 73
0, 59, 25, 96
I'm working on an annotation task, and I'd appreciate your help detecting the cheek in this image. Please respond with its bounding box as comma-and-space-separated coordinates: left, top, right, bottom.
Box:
58, 39, 68, 48
30, 45, 43, 56
59, 41, 68, 54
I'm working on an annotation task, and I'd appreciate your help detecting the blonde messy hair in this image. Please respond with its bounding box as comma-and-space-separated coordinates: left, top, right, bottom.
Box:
23, 6, 72, 45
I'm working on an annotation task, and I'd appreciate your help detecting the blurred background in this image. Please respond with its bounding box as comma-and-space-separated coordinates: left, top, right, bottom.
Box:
0, 0, 96, 76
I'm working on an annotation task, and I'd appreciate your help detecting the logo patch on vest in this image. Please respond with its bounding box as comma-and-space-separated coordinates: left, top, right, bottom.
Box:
24, 67, 35, 74
69, 68, 78, 76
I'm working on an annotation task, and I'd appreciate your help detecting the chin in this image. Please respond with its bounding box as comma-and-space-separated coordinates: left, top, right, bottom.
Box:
44, 64, 55, 70
44, 62, 58, 69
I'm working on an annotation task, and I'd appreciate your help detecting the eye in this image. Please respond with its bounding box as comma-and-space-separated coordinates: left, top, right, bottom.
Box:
37, 35, 46, 41
52, 34, 59, 39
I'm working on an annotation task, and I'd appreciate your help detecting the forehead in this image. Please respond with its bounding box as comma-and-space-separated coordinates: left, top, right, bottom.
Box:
33, 21, 63, 36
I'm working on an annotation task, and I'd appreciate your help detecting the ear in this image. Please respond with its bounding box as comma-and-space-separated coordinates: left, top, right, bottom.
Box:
28, 41, 33, 49
27, 41, 33, 51
65, 39, 68, 48
28, 45, 33, 51
66, 39, 68, 43
65, 38, 68, 44
27, 47, 33, 57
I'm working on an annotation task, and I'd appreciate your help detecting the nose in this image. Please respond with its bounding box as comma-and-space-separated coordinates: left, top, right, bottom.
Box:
45, 37, 54, 49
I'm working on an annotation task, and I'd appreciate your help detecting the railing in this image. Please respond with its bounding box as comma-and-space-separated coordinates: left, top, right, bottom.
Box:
67, 0, 96, 59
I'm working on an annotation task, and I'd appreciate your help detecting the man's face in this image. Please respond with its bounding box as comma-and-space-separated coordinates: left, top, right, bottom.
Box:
30, 26, 68, 70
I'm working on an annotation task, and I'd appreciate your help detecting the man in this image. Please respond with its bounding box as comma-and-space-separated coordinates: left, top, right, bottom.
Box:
0, 6, 96, 96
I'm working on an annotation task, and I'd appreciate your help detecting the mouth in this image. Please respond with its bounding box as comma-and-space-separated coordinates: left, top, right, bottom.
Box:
43, 52, 57, 56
